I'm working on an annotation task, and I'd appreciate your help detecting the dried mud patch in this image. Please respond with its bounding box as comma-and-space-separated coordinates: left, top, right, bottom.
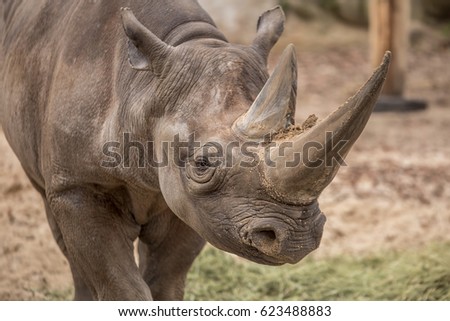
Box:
272, 114, 318, 141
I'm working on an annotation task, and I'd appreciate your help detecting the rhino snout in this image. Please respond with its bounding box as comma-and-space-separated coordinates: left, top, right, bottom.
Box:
240, 212, 326, 264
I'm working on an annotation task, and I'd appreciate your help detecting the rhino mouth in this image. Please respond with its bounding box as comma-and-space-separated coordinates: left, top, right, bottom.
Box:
238, 208, 326, 265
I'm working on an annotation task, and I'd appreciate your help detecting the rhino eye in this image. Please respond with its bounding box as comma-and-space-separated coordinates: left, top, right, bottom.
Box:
186, 156, 216, 184
195, 157, 211, 172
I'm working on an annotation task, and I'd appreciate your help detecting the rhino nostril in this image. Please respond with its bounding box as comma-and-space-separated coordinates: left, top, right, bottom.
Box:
256, 229, 277, 243
249, 228, 281, 254
243, 223, 286, 256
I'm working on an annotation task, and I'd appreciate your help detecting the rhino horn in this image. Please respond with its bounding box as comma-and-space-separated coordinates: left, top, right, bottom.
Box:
232, 44, 297, 140
263, 52, 391, 204
120, 8, 173, 74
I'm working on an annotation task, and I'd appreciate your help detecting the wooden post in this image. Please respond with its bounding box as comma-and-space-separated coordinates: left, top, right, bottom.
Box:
369, 0, 409, 96
369, 0, 426, 111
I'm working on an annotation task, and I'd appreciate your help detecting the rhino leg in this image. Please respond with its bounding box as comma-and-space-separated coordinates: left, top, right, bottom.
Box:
48, 187, 152, 300
25, 175, 93, 300
138, 209, 205, 300
43, 200, 93, 300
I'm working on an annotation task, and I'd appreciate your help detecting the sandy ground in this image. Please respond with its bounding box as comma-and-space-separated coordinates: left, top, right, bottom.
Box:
0, 15, 449, 300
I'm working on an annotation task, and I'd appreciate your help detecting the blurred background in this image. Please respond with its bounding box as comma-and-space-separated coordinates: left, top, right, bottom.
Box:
0, 0, 449, 300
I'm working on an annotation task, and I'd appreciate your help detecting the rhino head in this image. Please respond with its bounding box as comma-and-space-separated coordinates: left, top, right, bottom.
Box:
120, 7, 390, 265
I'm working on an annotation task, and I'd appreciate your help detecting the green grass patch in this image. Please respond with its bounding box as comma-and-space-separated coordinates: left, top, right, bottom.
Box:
185, 242, 450, 300
41, 242, 450, 300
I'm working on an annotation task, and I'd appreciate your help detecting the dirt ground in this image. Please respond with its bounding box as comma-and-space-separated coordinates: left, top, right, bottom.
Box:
1, 15, 449, 300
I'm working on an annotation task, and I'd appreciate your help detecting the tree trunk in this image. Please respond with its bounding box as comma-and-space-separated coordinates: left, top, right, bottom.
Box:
369, 0, 410, 96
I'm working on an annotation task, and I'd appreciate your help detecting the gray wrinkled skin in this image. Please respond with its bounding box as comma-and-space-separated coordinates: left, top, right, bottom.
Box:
0, 0, 388, 300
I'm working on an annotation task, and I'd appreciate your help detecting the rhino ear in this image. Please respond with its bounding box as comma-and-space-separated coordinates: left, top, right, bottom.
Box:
120, 7, 173, 74
126, 39, 151, 70
252, 6, 285, 63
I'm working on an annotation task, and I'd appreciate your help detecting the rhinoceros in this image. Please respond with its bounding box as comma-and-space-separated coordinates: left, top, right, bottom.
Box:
0, 0, 389, 300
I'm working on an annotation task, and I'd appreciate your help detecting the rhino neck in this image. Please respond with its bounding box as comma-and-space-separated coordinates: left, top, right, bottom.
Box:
163, 21, 227, 46
135, 0, 227, 46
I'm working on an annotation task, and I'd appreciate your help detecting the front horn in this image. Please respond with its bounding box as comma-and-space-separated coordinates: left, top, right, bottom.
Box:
262, 52, 391, 205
